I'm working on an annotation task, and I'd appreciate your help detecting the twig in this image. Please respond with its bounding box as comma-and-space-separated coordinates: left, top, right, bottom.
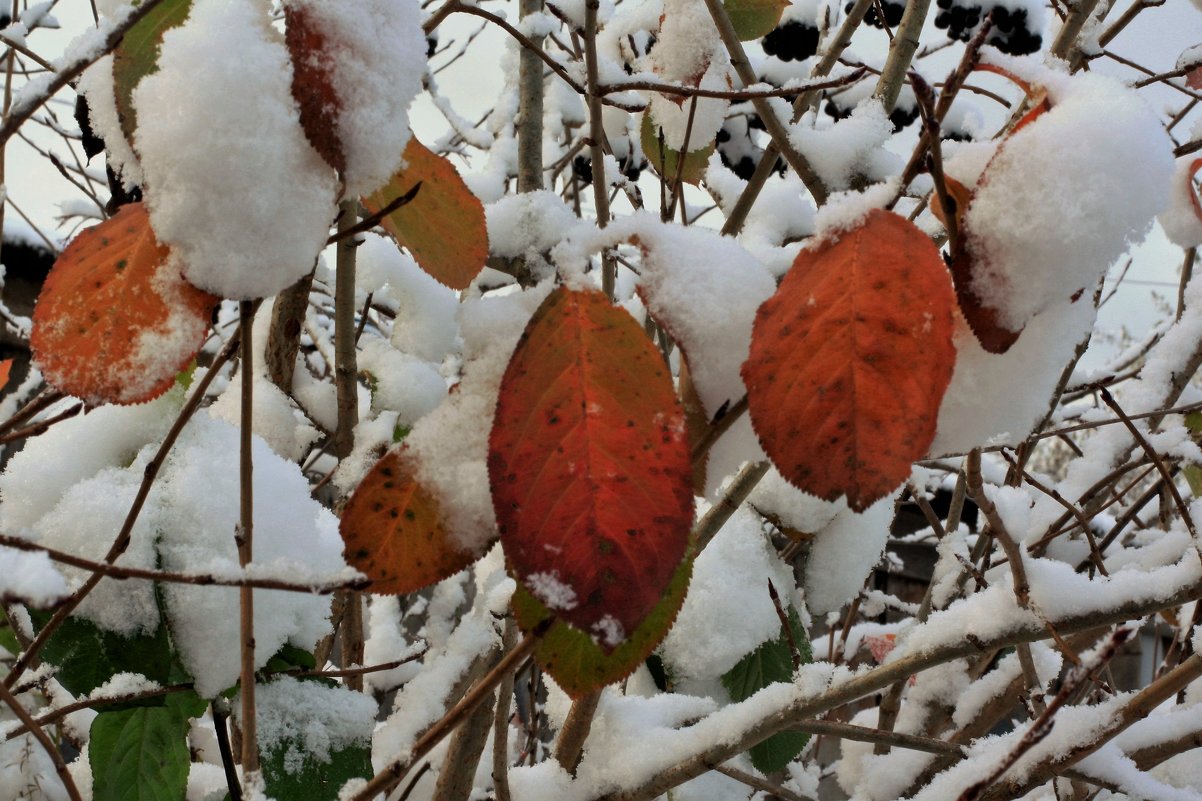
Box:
212, 702, 244, 801
583, 0, 616, 298
695, 461, 769, 551
555, 689, 602, 774
237, 300, 259, 778
332, 200, 360, 459
715, 765, 816, 801
873, 0, 932, 110
325, 183, 421, 246
493, 618, 518, 801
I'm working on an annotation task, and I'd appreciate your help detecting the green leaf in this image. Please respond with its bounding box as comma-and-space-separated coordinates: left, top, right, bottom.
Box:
262, 741, 373, 801
640, 112, 715, 187
90, 706, 190, 801
112, 0, 194, 144
721, 606, 812, 773
0, 623, 20, 656
725, 0, 789, 40
32, 611, 173, 698
512, 550, 693, 699
264, 644, 317, 674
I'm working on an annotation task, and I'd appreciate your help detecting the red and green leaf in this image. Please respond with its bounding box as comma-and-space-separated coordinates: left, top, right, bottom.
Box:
512, 549, 693, 698
339, 448, 486, 594
112, 0, 193, 144
742, 210, 956, 511
361, 136, 489, 290
489, 287, 694, 652
30, 203, 217, 406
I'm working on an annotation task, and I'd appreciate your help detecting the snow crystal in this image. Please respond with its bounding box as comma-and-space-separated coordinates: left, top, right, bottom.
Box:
240, 676, 375, 773
283, 0, 425, 197
1159, 155, 1202, 249
803, 490, 898, 615
660, 505, 797, 680
525, 571, 579, 610
960, 53, 1174, 333
134, 0, 339, 299
0, 548, 66, 607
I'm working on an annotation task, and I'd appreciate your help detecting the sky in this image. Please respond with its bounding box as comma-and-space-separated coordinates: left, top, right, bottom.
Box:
2, 0, 1200, 374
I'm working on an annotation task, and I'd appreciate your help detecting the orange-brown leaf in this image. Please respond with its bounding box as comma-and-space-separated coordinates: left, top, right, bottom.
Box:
362, 136, 488, 291
340, 448, 486, 594
489, 287, 694, 652
285, 3, 346, 174
742, 210, 956, 511
0, 359, 11, 393
30, 203, 217, 405
977, 63, 1050, 134
1189, 157, 1202, 224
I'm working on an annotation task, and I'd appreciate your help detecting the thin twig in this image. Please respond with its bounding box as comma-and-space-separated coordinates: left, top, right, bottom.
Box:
237, 300, 259, 778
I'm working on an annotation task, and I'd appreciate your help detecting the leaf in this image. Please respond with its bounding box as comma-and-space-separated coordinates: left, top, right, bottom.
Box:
976, 64, 1050, 134
721, 606, 812, 773
489, 287, 694, 651
263, 741, 372, 801
361, 135, 488, 290
512, 550, 693, 698
90, 706, 190, 801
30, 203, 217, 405
640, 112, 715, 187
0, 358, 11, 392
742, 209, 956, 511
285, 2, 345, 174
1187, 158, 1202, 225
725, 0, 789, 40
340, 448, 484, 594
32, 610, 173, 698
111, 0, 193, 144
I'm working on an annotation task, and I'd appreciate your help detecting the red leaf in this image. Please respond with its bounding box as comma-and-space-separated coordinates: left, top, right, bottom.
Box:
340, 448, 486, 594
362, 136, 489, 290
30, 203, 217, 405
742, 210, 956, 511
285, 3, 345, 174
488, 287, 694, 652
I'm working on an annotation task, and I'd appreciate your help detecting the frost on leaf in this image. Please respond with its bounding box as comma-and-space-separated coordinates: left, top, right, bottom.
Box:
339, 447, 486, 595
489, 287, 694, 652
283, 0, 426, 196
362, 135, 489, 290
742, 209, 956, 511
30, 203, 216, 406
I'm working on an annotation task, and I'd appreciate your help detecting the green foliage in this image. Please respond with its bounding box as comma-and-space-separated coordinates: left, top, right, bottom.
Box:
32, 611, 173, 698
721, 605, 812, 773
90, 706, 191, 801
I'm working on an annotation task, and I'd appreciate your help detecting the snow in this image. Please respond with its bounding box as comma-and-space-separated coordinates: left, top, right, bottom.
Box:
363, 595, 424, 694
282, 0, 426, 197
660, 505, 796, 680
1159, 156, 1202, 249
634, 218, 775, 415
792, 100, 898, 192
644, 0, 731, 151
0, 548, 66, 607
958, 52, 1174, 334
76, 55, 143, 188
803, 490, 899, 615
404, 281, 551, 554
525, 571, 579, 610
134, 0, 339, 299
357, 338, 446, 426
242, 676, 376, 773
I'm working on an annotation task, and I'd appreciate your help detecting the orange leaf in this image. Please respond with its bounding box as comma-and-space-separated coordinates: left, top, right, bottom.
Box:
976, 63, 1050, 134
362, 136, 488, 290
1189, 157, 1202, 224
488, 287, 694, 653
339, 448, 485, 594
30, 203, 217, 405
0, 359, 11, 392
742, 210, 956, 511
285, 3, 346, 174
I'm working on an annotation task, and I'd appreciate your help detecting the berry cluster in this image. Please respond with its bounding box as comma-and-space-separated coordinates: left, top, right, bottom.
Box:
824, 95, 918, 133
717, 117, 786, 179
850, 0, 904, 29
762, 20, 820, 62
571, 152, 646, 185
934, 0, 1043, 55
